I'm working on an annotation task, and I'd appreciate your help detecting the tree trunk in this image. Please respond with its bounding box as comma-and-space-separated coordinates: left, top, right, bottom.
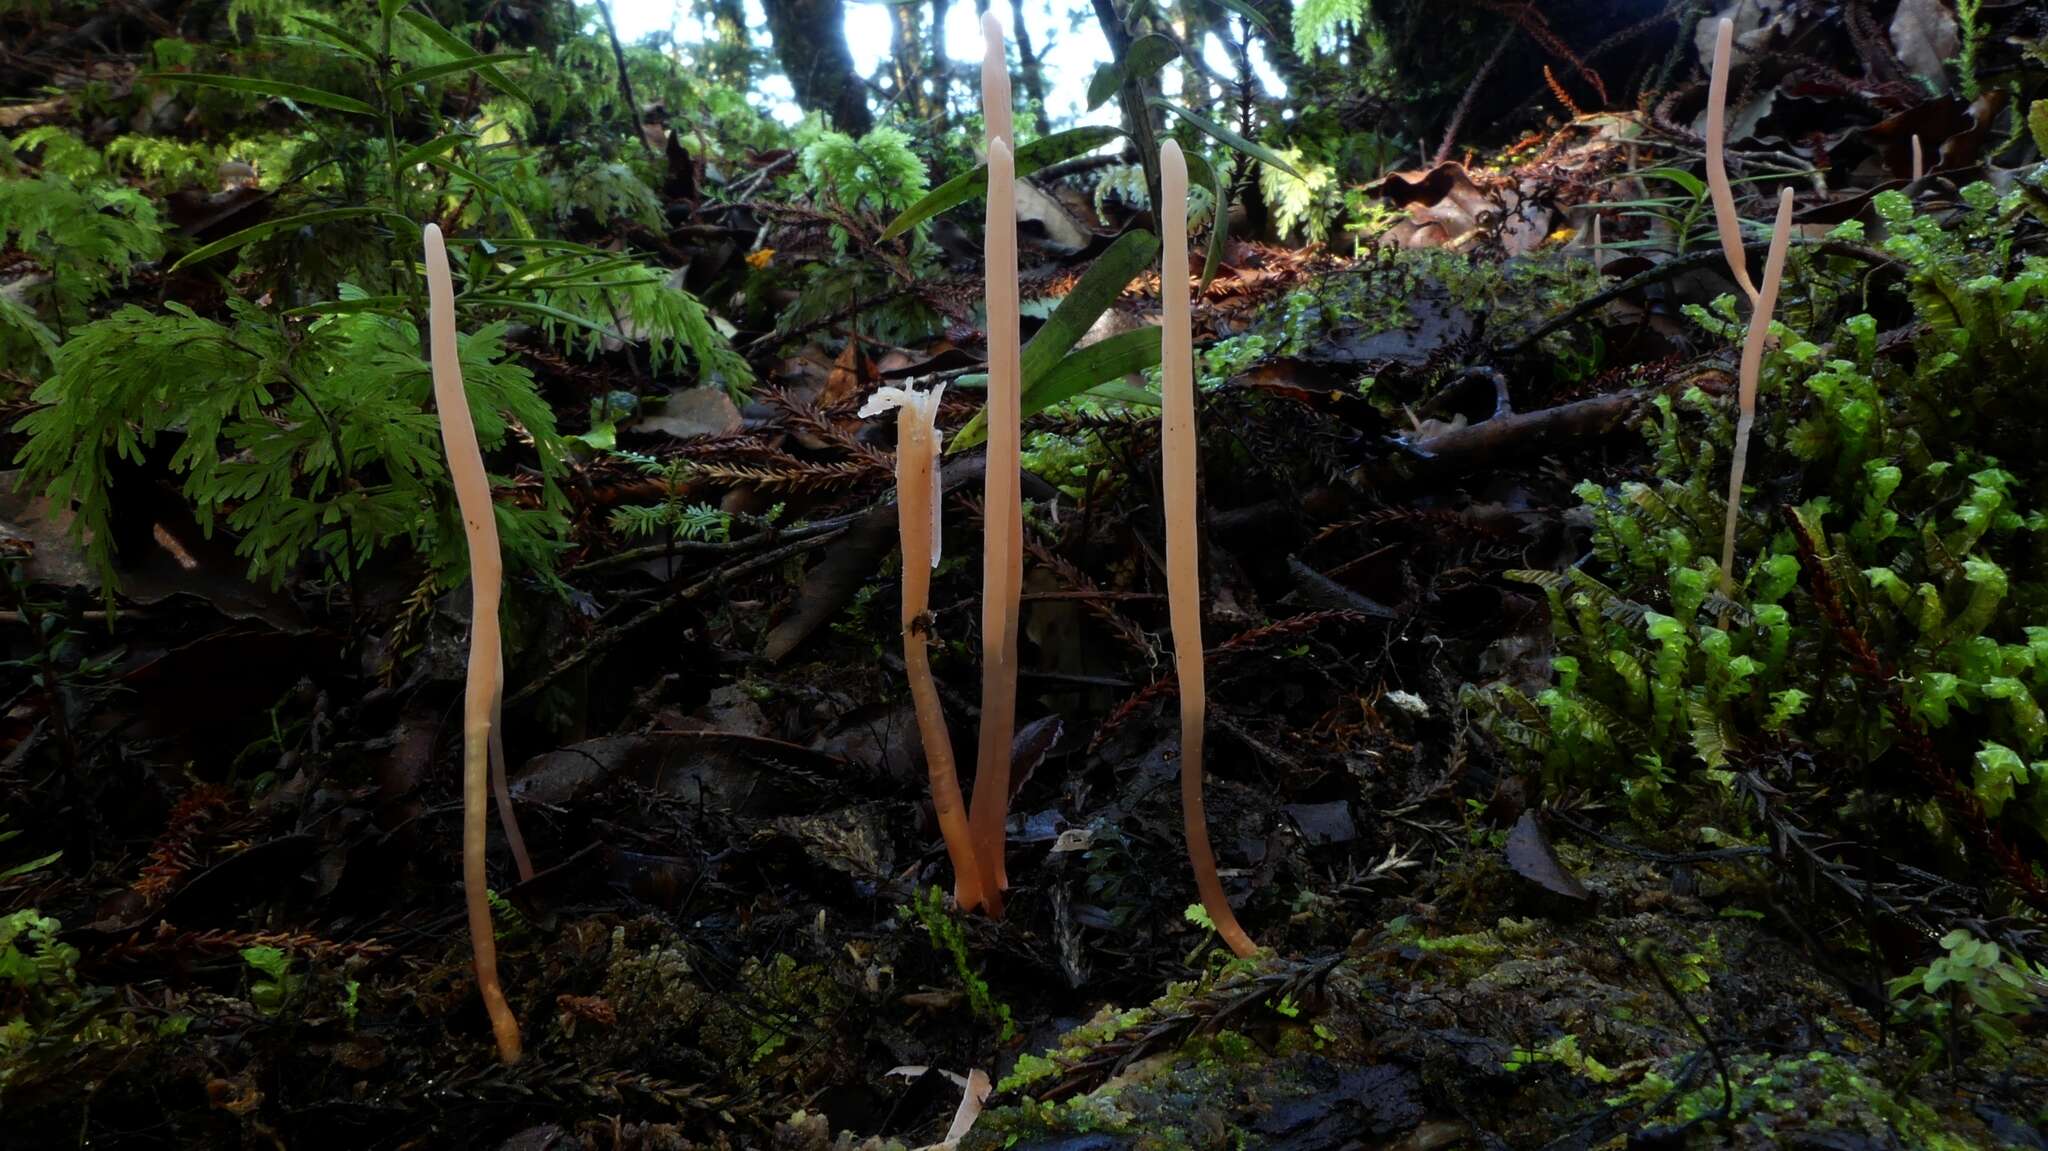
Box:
1091, 0, 1161, 211
1176, 0, 1213, 117
1245, 0, 1303, 91
705, 0, 752, 89
761, 0, 872, 134
930, 0, 951, 123
890, 0, 925, 120
1011, 2, 1052, 136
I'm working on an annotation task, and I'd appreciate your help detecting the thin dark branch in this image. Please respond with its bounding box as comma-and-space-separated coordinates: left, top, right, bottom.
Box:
1505, 239, 1895, 355
595, 0, 652, 153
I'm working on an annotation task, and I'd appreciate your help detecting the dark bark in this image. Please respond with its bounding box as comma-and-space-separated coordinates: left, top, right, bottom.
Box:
760, 0, 873, 134
1011, 2, 1052, 136
930, 0, 952, 124
890, 0, 925, 119
705, 0, 753, 89
1244, 0, 1303, 90
594, 0, 651, 152
1176, 0, 1213, 117
1090, 0, 1162, 212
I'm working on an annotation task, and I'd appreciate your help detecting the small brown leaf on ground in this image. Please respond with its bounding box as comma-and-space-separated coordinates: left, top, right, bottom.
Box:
1505, 811, 1591, 901
1889, 0, 1959, 90
640, 387, 742, 440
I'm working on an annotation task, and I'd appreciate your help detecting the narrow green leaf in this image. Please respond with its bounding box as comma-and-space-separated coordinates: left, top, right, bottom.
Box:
507, 256, 648, 287
1632, 166, 1708, 198
428, 156, 535, 239
1085, 64, 1121, 113
509, 276, 663, 291
397, 51, 531, 88
1179, 149, 1229, 291
1019, 229, 1158, 389
379, 0, 407, 24
489, 251, 596, 290
288, 15, 379, 62
952, 230, 1160, 451
1151, 97, 1297, 177
880, 125, 1125, 240
461, 295, 622, 338
144, 73, 374, 115
0, 850, 61, 882
171, 207, 394, 271
397, 10, 532, 104
445, 236, 606, 256
386, 212, 424, 255
953, 328, 1164, 451
1086, 33, 1180, 110
1036, 328, 1162, 406
256, 33, 368, 58
286, 295, 411, 317
394, 132, 469, 168
1084, 379, 1161, 406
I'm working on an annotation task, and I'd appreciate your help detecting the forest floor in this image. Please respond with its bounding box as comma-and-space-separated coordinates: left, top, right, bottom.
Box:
6, 222, 2042, 1148
6, 4, 2048, 1149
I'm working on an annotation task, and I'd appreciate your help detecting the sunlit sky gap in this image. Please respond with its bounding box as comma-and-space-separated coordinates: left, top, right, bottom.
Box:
608, 0, 1283, 130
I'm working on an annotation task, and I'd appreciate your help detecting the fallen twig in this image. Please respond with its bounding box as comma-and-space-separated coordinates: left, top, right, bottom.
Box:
505, 525, 851, 708
1504, 239, 1894, 355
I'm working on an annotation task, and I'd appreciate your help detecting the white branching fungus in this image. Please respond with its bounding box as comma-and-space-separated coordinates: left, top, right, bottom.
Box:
859, 383, 946, 567
862, 381, 984, 910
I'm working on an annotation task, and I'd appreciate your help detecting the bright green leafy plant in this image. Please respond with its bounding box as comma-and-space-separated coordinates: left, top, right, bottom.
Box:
14, 300, 567, 595
240, 946, 299, 1015
1468, 184, 2048, 876
0, 129, 163, 369
908, 885, 1016, 1040
1888, 928, 2046, 1060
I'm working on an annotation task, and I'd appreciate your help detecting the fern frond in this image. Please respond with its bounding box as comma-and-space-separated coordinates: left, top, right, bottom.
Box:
535, 263, 754, 397
14, 303, 565, 597
1506, 568, 1650, 626
692, 460, 877, 492
0, 163, 164, 332
1294, 0, 1367, 57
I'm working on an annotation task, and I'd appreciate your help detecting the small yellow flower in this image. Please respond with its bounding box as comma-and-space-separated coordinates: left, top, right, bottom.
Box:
746, 248, 775, 269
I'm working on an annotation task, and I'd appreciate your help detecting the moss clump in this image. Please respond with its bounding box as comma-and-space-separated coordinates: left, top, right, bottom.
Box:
701, 952, 846, 1071
1606, 1049, 2005, 1149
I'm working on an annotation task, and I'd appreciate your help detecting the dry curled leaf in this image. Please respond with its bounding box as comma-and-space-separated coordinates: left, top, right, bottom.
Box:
1504, 811, 1591, 902
1889, 0, 1959, 91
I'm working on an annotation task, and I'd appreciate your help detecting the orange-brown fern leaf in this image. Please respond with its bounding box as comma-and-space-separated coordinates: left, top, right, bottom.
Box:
130, 784, 234, 905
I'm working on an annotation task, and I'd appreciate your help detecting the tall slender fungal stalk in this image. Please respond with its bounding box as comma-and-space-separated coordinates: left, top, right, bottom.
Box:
980, 11, 1012, 161
1706, 17, 1758, 307
966, 12, 1021, 913
1718, 187, 1795, 597
423, 223, 522, 1064
860, 383, 986, 910
491, 666, 532, 882
1159, 141, 1257, 960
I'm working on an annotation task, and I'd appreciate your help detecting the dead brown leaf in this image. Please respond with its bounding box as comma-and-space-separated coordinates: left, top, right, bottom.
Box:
1889, 0, 1959, 91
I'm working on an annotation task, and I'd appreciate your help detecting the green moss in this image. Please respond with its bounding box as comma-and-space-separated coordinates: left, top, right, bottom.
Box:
997, 1052, 1059, 1094
1466, 184, 2048, 874
1606, 1049, 1993, 1149
1385, 914, 1509, 958
907, 886, 1015, 1040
